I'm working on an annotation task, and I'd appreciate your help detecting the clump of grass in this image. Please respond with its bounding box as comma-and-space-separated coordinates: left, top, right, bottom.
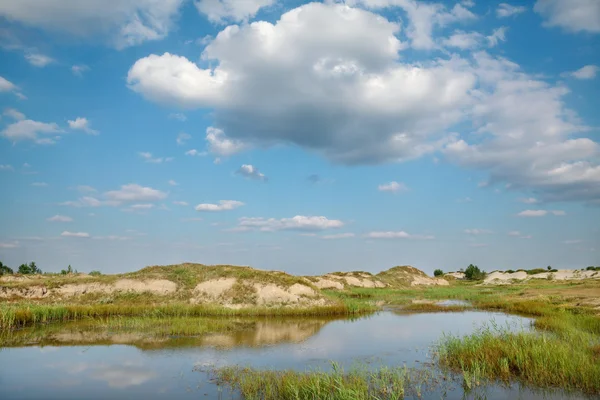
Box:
437, 323, 600, 394
213, 362, 410, 400
397, 303, 468, 313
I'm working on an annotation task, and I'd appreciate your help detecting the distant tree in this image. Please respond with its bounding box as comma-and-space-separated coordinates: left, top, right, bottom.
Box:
61, 265, 74, 275
0, 261, 13, 275
18, 262, 42, 275
433, 269, 444, 277
89, 270, 102, 276
547, 266, 552, 271
465, 264, 486, 280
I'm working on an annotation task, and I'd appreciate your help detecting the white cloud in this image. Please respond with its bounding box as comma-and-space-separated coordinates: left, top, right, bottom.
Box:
365, 231, 435, 240
0, 241, 19, 248
235, 215, 344, 232
517, 209, 566, 217
176, 132, 191, 145
563, 65, 599, 80
173, 201, 188, 206
206, 127, 248, 156
564, 239, 582, 244
487, 26, 508, 47
442, 30, 484, 49
184, 149, 207, 157
0, 75, 17, 92
236, 164, 267, 181
105, 184, 168, 202
0, 164, 14, 171
61, 231, 90, 238
31, 182, 48, 187
322, 233, 355, 239
93, 235, 131, 241
0, 0, 186, 49
496, 3, 527, 18
3, 108, 25, 120
25, 53, 54, 67
129, 203, 154, 210
534, 0, 600, 33
168, 180, 178, 186
195, 200, 244, 211
378, 181, 409, 193
47, 215, 73, 222
508, 230, 521, 236
60, 196, 120, 208
138, 152, 173, 163
519, 197, 539, 204
68, 117, 99, 135
72, 64, 90, 76
1, 119, 61, 143
195, 0, 275, 24
169, 113, 187, 121
464, 228, 493, 235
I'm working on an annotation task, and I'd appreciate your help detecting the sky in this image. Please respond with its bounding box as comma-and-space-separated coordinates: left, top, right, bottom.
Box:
0, 0, 599, 276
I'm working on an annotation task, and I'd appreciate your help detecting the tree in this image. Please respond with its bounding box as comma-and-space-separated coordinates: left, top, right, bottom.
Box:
18, 262, 42, 275
547, 266, 552, 271
89, 270, 102, 276
61, 265, 74, 275
433, 269, 443, 277
464, 264, 485, 280
0, 261, 13, 275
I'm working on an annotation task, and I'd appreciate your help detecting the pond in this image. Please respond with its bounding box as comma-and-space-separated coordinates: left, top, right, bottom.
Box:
0, 310, 587, 399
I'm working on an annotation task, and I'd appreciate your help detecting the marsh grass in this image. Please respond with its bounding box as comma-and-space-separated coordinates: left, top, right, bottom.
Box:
211, 362, 443, 400
0, 301, 374, 330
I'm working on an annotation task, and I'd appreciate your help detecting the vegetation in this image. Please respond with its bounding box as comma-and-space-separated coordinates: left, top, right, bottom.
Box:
0, 261, 13, 275
433, 269, 443, 277
464, 264, 485, 280
17, 262, 42, 275
586, 266, 600, 271
89, 270, 102, 276
60, 265, 78, 275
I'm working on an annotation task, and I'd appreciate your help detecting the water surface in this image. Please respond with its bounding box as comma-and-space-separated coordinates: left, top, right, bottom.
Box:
0, 311, 586, 399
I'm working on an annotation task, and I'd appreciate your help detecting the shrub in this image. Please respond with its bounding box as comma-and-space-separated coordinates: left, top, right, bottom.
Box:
89, 270, 102, 276
0, 261, 13, 275
586, 266, 600, 271
18, 262, 42, 275
465, 264, 486, 280
525, 268, 547, 275
547, 266, 552, 271
433, 269, 443, 277
505, 269, 515, 274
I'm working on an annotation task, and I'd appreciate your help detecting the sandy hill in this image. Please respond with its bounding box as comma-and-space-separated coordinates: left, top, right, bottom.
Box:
376, 266, 449, 287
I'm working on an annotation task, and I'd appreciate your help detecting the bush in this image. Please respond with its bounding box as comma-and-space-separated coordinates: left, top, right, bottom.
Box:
525, 268, 547, 275
547, 266, 552, 271
0, 261, 13, 275
89, 270, 102, 276
505, 269, 515, 274
586, 266, 600, 271
464, 264, 486, 280
433, 269, 443, 277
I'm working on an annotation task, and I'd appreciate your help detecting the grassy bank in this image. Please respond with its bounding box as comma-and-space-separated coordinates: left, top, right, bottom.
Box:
0, 299, 376, 330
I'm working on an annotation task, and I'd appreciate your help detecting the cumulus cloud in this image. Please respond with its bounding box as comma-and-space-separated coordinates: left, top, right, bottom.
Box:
176, 132, 191, 146
378, 181, 408, 193
519, 197, 539, 204
517, 209, 566, 217
47, 215, 73, 222
233, 215, 344, 232
0, 0, 186, 48
496, 3, 527, 18
1, 119, 62, 144
195, 0, 275, 24
487, 27, 508, 47
365, 231, 435, 239
0, 241, 19, 248
68, 117, 99, 135
0, 75, 17, 92
563, 65, 599, 80
236, 164, 267, 181
105, 184, 168, 202
534, 0, 600, 33
195, 200, 244, 211
0, 164, 14, 171
76, 185, 97, 193
168, 180, 178, 186
61, 231, 90, 238
169, 113, 187, 121
442, 30, 484, 49
172, 200, 188, 206
138, 152, 173, 163
205, 127, 248, 156
3, 108, 25, 120
25, 53, 54, 67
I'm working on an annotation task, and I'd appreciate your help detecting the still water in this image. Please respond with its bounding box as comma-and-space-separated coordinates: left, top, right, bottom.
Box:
0, 311, 586, 399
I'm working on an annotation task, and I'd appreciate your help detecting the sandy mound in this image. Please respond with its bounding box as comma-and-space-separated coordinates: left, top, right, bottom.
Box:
307, 273, 386, 289
377, 266, 449, 287
484, 269, 600, 284
311, 278, 344, 290
445, 272, 465, 279
0, 285, 48, 299
193, 278, 237, 299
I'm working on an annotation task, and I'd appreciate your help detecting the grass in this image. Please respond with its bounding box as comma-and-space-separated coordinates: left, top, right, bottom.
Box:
0, 300, 376, 330
211, 362, 442, 400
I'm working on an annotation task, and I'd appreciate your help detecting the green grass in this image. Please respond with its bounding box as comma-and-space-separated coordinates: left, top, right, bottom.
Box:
0, 300, 375, 330
212, 363, 439, 400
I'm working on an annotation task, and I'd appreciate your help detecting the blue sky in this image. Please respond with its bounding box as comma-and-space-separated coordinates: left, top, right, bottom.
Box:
0, 0, 599, 275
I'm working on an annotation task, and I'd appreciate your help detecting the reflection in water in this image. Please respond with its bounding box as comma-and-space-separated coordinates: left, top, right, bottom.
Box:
0, 311, 587, 400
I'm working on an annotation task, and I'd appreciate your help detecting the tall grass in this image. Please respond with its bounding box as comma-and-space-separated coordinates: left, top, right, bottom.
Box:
0, 301, 376, 330
213, 363, 412, 400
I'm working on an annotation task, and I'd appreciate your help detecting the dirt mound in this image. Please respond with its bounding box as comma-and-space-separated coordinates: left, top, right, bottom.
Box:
484, 269, 600, 285
377, 266, 449, 287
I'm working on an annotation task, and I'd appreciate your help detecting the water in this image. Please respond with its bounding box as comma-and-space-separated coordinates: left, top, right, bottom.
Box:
0, 311, 586, 399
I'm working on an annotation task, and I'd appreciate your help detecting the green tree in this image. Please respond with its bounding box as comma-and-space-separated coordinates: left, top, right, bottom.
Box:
18, 262, 42, 275
61, 265, 74, 275
464, 264, 485, 280
89, 270, 102, 276
433, 269, 443, 277
547, 266, 552, 271
0, 261, 13, 275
